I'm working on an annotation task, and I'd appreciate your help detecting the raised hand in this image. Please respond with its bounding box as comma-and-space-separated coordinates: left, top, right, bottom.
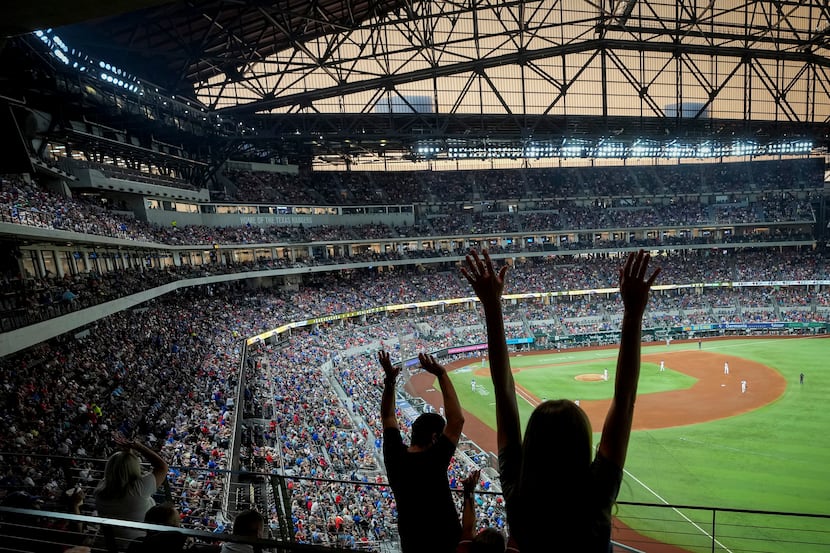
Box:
461, 249, 508, 306
461, 469, 481, 495
418, 353, 447, 377
619, 250, 660, 317
68, 486, 85, 508
378, 350, 400, 383
113, 432, 135, 450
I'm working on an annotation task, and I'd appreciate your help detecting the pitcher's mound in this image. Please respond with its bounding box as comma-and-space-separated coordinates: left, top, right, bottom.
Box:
575, 374, 605, 382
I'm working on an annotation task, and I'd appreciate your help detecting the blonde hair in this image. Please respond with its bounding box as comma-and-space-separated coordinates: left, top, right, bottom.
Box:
95, 450, 144, 500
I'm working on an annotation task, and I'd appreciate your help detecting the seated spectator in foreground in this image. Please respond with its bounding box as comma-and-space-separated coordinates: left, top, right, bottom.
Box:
463, 249, 659, 552
95, 433, 169, 545
126, 504, 187, 553
220, 510, 265, 553
379, 351, 465, 553
457, 470, 518, 553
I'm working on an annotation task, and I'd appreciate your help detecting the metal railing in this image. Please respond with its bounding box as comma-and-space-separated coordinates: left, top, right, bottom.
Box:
614, 500, 830, 553
3, 456, 828, 552
3, 497, 828, 552
0, 506, 363, 552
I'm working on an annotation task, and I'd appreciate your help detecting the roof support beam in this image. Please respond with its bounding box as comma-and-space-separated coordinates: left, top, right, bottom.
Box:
217, 38, 830, 114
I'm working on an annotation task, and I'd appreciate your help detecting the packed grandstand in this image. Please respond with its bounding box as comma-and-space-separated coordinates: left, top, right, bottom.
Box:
2, 156, 828, 550
2, 1, 830, 551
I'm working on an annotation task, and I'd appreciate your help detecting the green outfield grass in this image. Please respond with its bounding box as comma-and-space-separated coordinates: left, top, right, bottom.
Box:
445, 337, 830, 553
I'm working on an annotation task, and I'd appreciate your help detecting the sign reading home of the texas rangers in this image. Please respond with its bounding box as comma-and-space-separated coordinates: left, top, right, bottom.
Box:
240, 215, 314, 226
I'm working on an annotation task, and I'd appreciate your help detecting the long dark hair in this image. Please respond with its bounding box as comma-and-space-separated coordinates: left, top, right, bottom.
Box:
512, 400, 594, 548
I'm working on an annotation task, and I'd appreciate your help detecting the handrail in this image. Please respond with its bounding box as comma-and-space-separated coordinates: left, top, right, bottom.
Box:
3, 458, 830, 552
0, 506, 359, 553
617, 500, 830, 520
3, 500, 829, 552
225, 337, 248, 483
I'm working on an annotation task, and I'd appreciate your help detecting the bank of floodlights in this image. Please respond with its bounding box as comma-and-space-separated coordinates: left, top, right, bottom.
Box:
420, 136, 812, 161
695, 141, 726, 158
731, 140, 760, 157
766, 140, 813, 154
663, 141, 699, 158
34, 29, 144, 96
630, 139, 661, 157
594, 141, 626, 158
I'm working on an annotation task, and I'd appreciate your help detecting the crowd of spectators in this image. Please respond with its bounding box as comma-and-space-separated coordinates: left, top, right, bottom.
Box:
1, 248, 828, 550
241, 344, 506, 548
0, 154, 827, 550
0, 175, 155, 241
1, 159, 821, 251
0, 267, 180, 331
0, 258, 325, 332
420, 198, 815, 237
2, 246, 826, 332
0, 284, 258, 535
241, 348, 398, 547
223, 158, 823, 205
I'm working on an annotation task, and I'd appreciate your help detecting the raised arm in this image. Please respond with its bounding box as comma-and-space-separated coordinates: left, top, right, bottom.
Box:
115, 433, 169, 487
379, 350, 401, 430
459, 469, 481, 541
461, 250, 521, 453
599, 250, 660, 469
420, 353, 465, 445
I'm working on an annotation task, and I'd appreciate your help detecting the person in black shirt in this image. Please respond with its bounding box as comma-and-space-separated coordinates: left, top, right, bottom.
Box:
379, 351, 465, 553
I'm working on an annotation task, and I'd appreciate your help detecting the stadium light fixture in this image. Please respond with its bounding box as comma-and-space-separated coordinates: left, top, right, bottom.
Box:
418, 135, 812, 162
34, 30, 147, 97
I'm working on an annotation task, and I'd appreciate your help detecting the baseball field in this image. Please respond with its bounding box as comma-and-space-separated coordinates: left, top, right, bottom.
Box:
408, 336, 830, 553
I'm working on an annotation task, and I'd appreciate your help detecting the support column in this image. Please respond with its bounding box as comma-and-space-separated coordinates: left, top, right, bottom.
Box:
54, 250, 65, 278
35, 250, 46, 278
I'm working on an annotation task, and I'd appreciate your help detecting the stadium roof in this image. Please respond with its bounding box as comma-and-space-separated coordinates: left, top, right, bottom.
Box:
0, 0, 171, 38
39, 0, 409, 93
7, 1, 830, 167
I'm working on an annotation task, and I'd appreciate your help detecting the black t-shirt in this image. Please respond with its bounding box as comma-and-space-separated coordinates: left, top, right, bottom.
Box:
499, 443, 622, 552
383, 427, 461, 553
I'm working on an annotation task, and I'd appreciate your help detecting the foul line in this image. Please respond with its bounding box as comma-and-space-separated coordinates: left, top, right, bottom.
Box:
514, 386, 538, 407
622, 468, 734, 553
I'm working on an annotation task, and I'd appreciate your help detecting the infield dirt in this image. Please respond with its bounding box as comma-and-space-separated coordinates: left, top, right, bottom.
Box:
405, 344, 787, 553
